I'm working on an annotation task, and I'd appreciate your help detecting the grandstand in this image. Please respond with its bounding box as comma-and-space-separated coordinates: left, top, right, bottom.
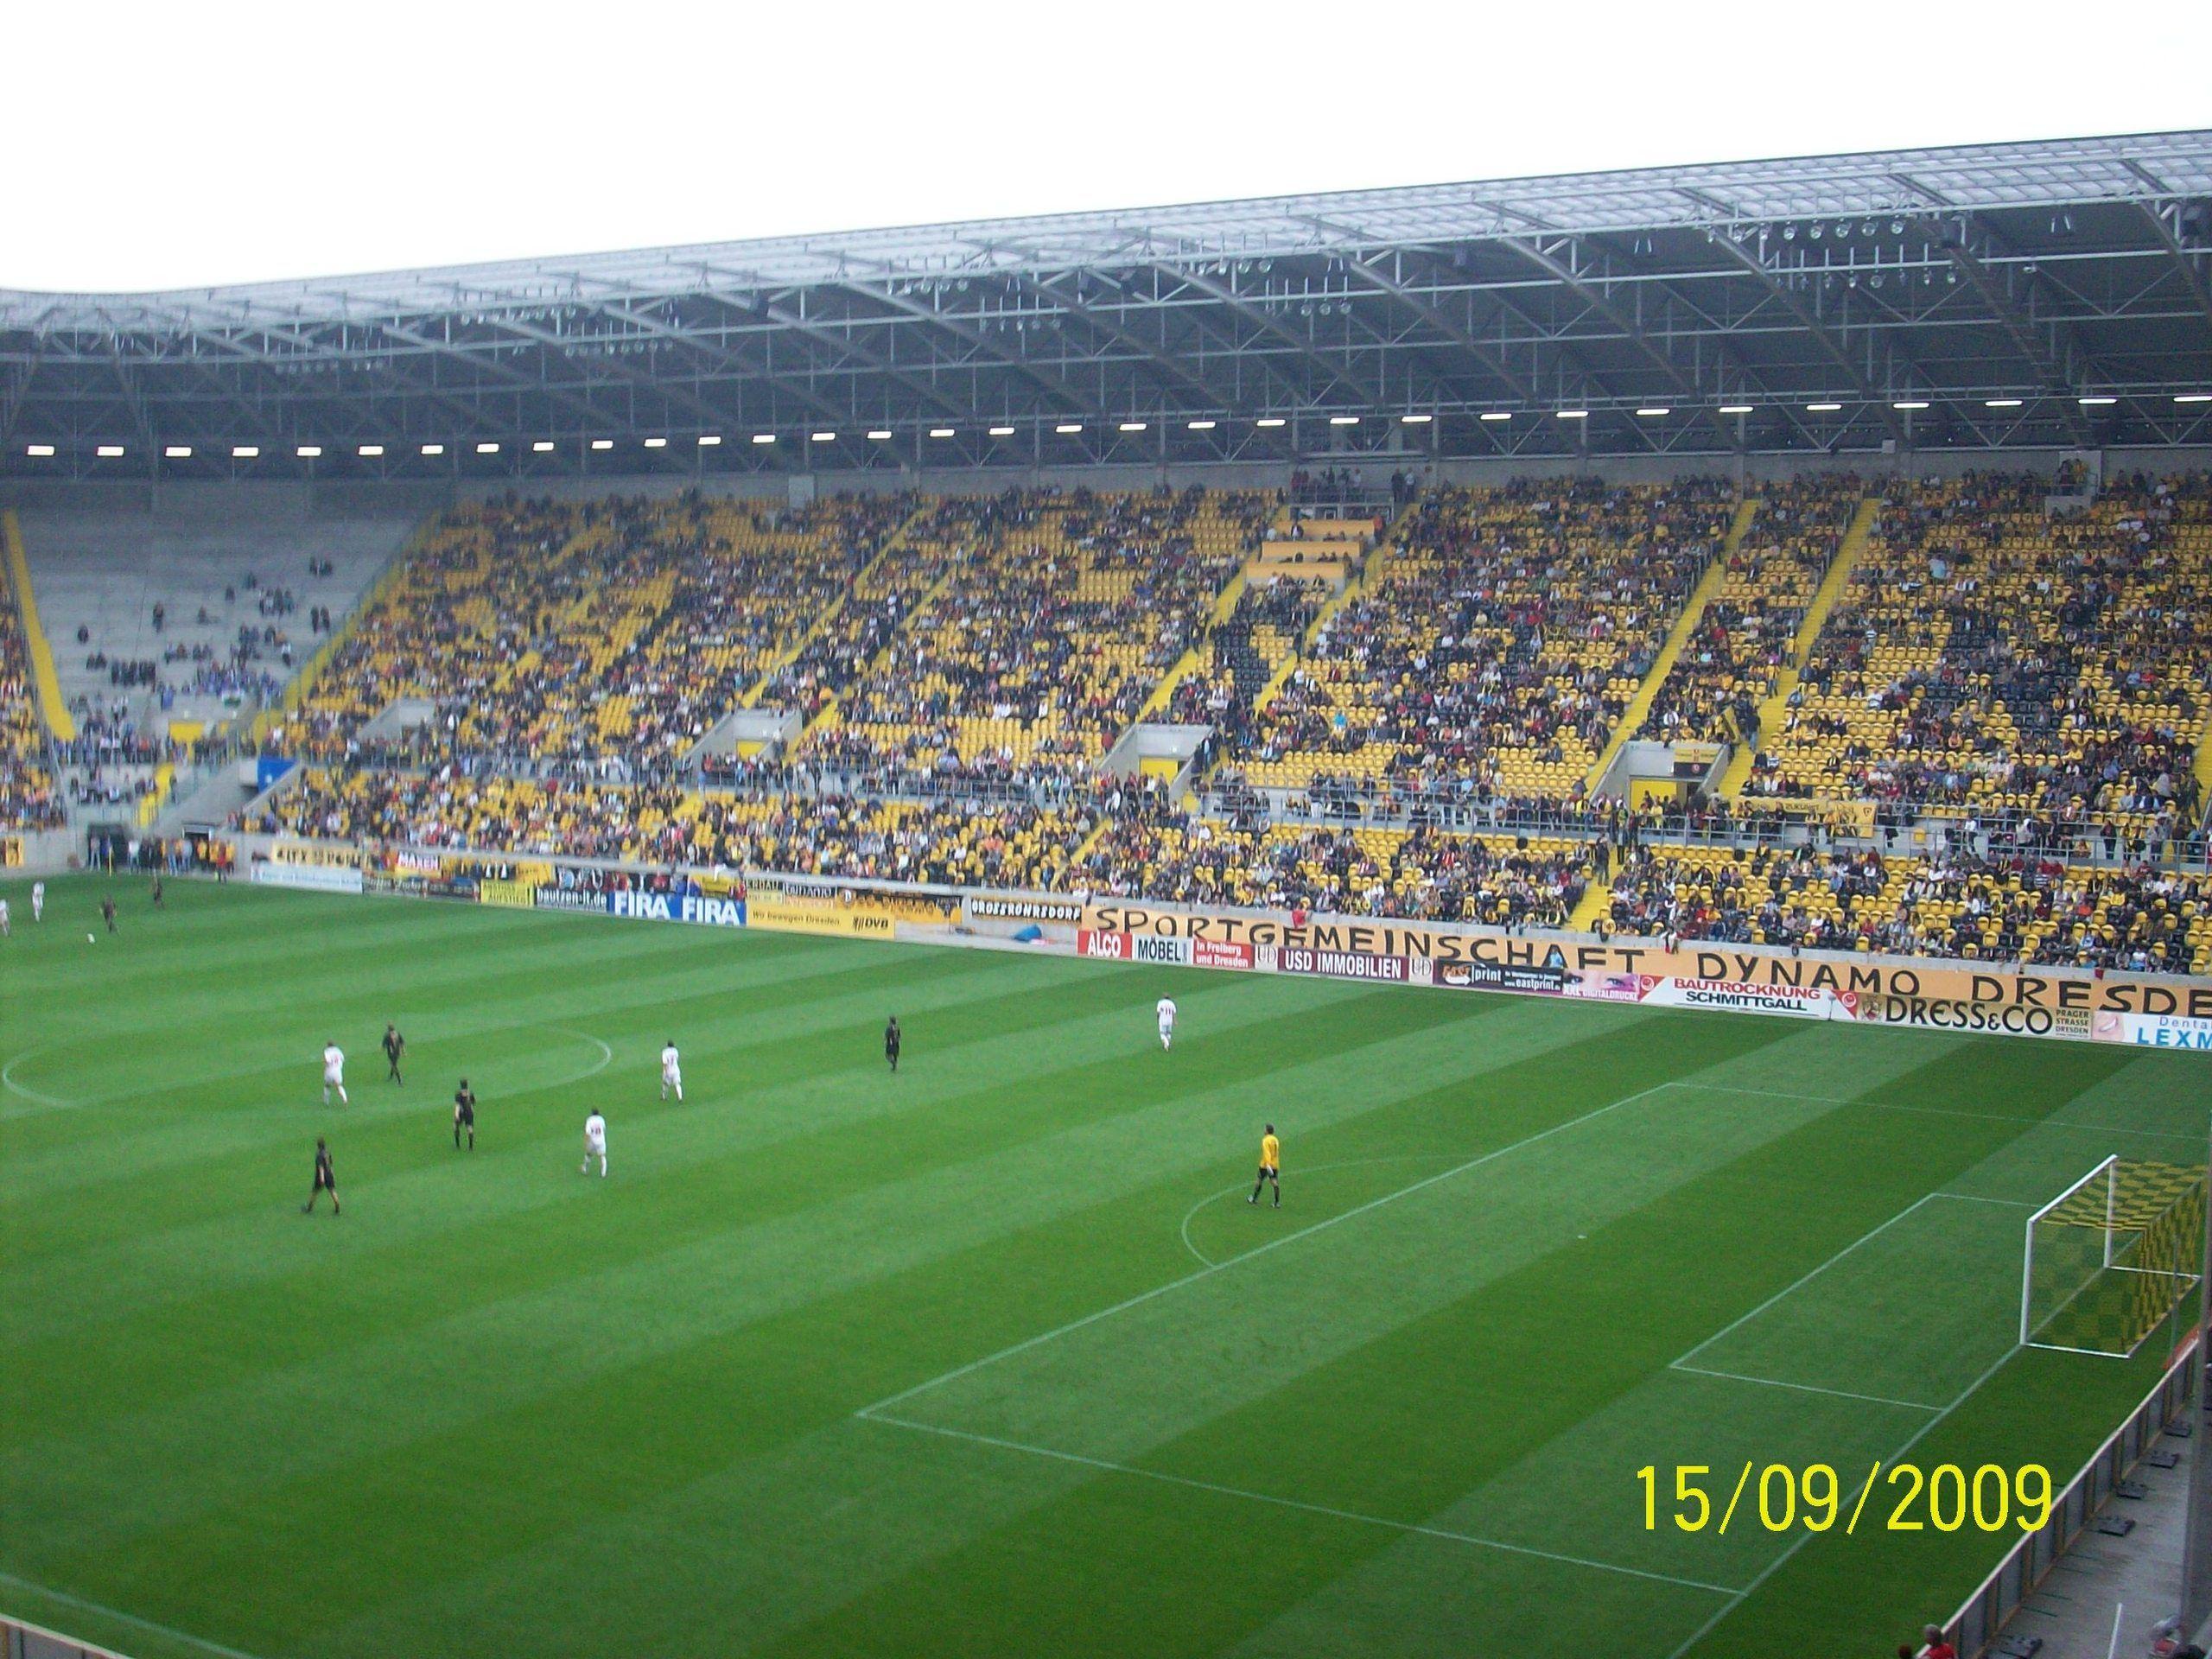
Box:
3, 129, 2212, 1659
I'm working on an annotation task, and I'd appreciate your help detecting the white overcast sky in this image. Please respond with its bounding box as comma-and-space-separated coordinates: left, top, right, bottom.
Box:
10, 0, 2209, 294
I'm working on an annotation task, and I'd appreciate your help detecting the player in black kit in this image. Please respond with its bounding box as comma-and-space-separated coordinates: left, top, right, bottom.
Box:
885, 1016, 901, 1073
383, 1023, 406, 1084
100, 895, 117, 934
303, 1137, 340, 1214
453, 1079, 477, 1150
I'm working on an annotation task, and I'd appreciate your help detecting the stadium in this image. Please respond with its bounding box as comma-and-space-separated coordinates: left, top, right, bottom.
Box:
3, 102, 2212, 1659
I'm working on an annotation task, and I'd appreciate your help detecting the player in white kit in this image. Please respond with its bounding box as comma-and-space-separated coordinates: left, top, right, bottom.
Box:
30, 880, 42, 922
0, 899, 10, 937
1156, 996, 1178, 1051
581, 1109, 608, 1176
321, 1040, 348, 1105
659, 1040, 683, 1102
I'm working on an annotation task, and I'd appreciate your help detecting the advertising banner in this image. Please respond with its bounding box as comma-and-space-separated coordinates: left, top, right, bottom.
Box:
748, 877, 957, 938
0, 836, 21, 868
968, 896, 1084, 926
2093, 1012, 2212, 1052
1080, 902, 2212, 1020
251, 859, 363, 894
1275, 946, 1411, 984
478, 879, 540, 909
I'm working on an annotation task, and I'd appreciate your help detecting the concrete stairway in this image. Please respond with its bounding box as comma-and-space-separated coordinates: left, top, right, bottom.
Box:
1580, 496, 1760, 794
1713, 494, 1881, 797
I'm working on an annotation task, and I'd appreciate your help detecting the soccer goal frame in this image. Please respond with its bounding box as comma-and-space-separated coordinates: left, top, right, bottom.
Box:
2021, 1155, 2207, 1358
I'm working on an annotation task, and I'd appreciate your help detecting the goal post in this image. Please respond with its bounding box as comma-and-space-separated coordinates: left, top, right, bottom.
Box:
2021, 1157, 2206, 1357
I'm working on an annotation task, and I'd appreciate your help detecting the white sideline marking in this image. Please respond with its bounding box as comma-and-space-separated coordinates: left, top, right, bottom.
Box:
1673, 1192, 1963, 1369
861, 1410, 1741, 1598
0, 1572, 266, 1659
1662, 1339, 2023, 1659
859, 1078, 1687, 1419
1177, 1153, 1440, 1268
1691, 1082, 2209, 1144
1669, 1363, 1942, 1413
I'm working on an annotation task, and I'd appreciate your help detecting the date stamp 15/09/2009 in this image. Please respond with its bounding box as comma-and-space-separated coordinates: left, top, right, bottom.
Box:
1637, 1462, 2054, 1535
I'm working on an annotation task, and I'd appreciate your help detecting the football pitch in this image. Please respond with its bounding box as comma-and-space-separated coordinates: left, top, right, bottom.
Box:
3, 873, 2209, 1659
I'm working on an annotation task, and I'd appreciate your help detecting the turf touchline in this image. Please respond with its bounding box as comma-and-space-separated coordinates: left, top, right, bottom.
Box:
857, 1078, 1689, 1419
1688, 1082, 2209, 1144
1666, 1362, 1944, 1412
1660, 1338, 2027, 1659
858, 1410, 1744, 1597
0, 1570, 265, 1659
1671, 1192, 1955, 1369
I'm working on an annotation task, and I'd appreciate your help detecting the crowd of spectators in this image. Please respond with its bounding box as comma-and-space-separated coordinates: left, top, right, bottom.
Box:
1602, 840, 2210, 973
1642, 478, 1858, 745
0, 562, 63, 830
1743, 470, 2212, 848
1232, 479, 1730, 798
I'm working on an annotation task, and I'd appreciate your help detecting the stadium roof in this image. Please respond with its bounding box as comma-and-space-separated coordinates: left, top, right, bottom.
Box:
4, 130, 2210, 476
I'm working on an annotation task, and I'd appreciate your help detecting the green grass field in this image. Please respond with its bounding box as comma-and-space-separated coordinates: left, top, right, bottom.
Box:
3, 873, 2209, 1659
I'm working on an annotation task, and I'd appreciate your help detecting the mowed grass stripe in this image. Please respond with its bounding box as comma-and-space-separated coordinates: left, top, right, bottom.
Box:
4, 980, 1597, 1566
8, 880, 2200, 1659
0, 948, 1328, 1312
16, 1001, 1662, 1656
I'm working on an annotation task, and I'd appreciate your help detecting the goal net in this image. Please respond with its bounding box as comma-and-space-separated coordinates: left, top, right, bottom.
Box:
2021, 1157, 2206, 1357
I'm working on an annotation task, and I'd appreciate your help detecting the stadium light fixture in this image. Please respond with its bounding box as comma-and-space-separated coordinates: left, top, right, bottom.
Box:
232, 445, 260, 458
1985, 397, 2024, 408
988, 426, 1015, 437
2077, 395, 2117, 406
1328, 415, 1359, 425
1479, 411, 1512, 423
590, 438, 613, 450
643, 436, 667, 448
96, 444, 125, 458
1255, 417, 1287, 428
421, 443, 445, 456
476, 442, 500, 454
2176, 393, 2212, 404
25, 443, 54, 457
297, 445, 323, 458
929, 427, 955, 438
1719, 404, 1754, 415
531, 441, 556, 453
752, 433, 776, 444
811, 431, 837, 442
1636, 407, 1671, 417
1892, 400, 1931, 410
1055, 423, 1084, 435
165, 446, 192, 458
1556, 409, 1588, 420
1119, 421, 1147, 432
1187, 419, 1217, 430
868, 429, 893, 441
359, 444, 385, 457
1400, 414, 1432, 424
1806, 403, 1843, 413
697, 434, 722, 446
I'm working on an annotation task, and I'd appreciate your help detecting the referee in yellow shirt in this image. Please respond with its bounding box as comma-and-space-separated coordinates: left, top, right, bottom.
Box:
1249, 1123, 1281, 1208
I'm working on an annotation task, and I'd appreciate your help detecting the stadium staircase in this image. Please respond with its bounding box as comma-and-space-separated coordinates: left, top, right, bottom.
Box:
247, 509, 440, 749
742, 499, 932, 709
1243, 491, 1422, 722
1579, 495, 1760, 793
1713, 493, 1881, 796
3, 510, 75, 741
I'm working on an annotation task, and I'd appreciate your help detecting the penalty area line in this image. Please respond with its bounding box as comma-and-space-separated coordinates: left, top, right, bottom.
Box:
859, 1409, 1740, 1597
860, 1077, 1688, 1418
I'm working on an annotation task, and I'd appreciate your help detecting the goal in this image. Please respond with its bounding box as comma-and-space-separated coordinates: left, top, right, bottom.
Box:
2020, 1157, 2206, 1357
